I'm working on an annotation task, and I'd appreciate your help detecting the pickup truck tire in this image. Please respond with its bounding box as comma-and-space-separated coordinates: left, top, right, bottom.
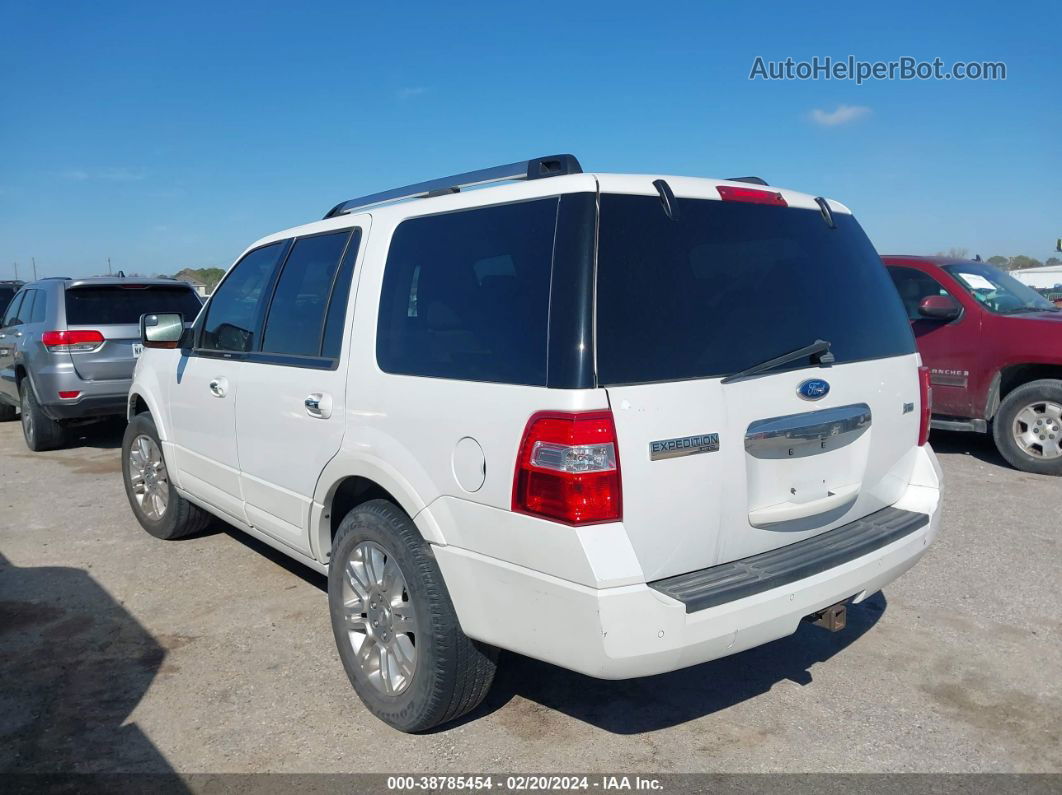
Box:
20, 380, 65, 451
993, 379, 1062, 476
328, 499, 497, 732
122, 412, 213, 539
0, 402, 16, 421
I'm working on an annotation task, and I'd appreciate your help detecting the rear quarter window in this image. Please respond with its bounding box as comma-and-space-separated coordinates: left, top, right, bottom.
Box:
65, 285, 203, 326
376, 199, 559, 385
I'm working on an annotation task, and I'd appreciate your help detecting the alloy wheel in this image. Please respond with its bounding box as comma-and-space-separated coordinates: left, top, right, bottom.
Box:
341, 540, 418, 696
1013, 400, 1062, 460
20, 394, 33, 445
128, 434, 170, 520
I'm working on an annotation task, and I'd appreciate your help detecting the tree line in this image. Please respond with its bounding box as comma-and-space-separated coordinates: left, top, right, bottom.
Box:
935, 248, 1060, 271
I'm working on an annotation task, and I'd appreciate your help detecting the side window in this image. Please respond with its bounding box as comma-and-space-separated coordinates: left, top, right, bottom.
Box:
28, 289, 46, 324
321, 229, 362, 360
2, 291, 25, 326
887, 267, 952, 320
200, 242, 286, 353
376, 198, 558, 385
261, 230, 352, 358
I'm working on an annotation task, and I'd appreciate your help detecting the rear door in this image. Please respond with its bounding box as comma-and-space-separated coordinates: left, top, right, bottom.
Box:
235, 225, 365, 555
595, 183, 923, 581
63, 284, 203, 382
886, 265, 980, 418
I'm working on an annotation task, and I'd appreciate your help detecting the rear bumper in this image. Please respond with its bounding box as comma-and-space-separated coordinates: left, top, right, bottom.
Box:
31, 365, 130, 421
41, 393, 128, 420
434, 446, 943, 680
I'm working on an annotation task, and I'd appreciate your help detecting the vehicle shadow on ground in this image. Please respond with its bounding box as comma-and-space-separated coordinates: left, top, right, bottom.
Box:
64, 417, 126, 451
460, 592, 887, 735
217, 525, 329, 590
214, 517, 888, 735
929, 428, 1009, 468
0, 553, 188, 783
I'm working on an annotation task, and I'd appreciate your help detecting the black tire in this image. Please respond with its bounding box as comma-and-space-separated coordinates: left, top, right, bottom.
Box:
992, 379, 1062, 476
0, 401, 15, 422
328, 499, 497, 732
122, 412, 213, 539
19, 380, 65, 451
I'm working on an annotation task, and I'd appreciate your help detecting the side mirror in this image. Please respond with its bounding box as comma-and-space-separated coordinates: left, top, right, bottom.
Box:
918, 295, 961, 321
140, 313, 185, 349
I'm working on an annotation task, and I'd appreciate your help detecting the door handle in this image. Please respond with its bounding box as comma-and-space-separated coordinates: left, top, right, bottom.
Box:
209, 378, 228, 398
304, 392, 332, 419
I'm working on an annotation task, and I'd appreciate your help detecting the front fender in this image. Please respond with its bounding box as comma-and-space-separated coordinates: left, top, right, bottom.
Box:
127, 349, 176, 442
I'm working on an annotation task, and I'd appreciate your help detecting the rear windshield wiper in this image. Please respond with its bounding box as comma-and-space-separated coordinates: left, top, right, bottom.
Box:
721, 339, 834, 384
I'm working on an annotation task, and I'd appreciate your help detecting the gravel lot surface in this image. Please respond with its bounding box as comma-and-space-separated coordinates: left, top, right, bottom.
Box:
1, 419, 1059, 774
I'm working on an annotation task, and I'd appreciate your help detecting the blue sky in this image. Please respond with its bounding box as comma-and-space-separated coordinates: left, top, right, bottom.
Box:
1, 0, 1059, 279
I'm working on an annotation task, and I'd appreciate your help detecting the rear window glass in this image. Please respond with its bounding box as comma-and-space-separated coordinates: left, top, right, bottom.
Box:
65, 285, 202, 326
377, 198, 558, 385
595, 195, 915, 385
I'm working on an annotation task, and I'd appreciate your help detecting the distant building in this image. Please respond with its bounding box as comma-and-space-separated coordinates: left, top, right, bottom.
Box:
182, 277, 209, 297
1013, 264, 1062, 290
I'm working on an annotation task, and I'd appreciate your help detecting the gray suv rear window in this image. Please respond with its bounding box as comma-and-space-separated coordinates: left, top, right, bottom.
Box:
65, 285, 202, 326
594, 195, 916, 385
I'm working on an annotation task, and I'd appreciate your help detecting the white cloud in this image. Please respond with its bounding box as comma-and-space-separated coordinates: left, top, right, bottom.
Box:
58, 167, 147, 182
809, 104, 871, 127
396, 86, 427, 100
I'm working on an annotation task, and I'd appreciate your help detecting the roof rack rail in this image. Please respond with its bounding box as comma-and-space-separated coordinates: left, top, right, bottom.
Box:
324, 154, 582, 219
726, 176, 769, 186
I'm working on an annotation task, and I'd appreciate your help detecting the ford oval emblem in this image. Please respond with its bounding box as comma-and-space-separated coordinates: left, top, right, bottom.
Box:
798, 379, 830, 401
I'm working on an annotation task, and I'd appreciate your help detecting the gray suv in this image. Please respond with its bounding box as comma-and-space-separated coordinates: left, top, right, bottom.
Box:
0, 277, 202, 450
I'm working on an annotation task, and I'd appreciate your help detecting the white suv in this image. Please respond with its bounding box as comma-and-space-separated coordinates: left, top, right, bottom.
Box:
123, 155, 942, 732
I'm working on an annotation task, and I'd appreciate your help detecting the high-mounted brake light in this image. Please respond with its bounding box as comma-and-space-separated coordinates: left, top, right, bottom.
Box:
512, 411, 622, 525
42, 330, 105, 352
717, 185, 788, 206
918, 366, 932, 446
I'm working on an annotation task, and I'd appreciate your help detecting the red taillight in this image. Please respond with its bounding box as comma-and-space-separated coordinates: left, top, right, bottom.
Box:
512, 410, 622, 525
717, 185, 788, 206
42, 330, 104, 352
58, 390, 81, 399
918, 365, 932, 446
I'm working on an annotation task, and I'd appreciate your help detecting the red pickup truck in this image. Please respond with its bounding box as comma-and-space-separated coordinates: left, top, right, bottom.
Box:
883, 256, 1062, 476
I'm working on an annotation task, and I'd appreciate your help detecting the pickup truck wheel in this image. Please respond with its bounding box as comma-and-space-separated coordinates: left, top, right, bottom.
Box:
122, 412, 212, 539
993, 379, 1062, 476
19, 380, 65, 451
0, 402, 16, 421
328, 499, 497, 732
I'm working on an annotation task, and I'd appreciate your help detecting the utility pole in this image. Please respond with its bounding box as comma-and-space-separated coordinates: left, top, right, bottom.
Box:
12, 262, 17, 281
32, 257, 37, 280
107, 257, 112, 275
